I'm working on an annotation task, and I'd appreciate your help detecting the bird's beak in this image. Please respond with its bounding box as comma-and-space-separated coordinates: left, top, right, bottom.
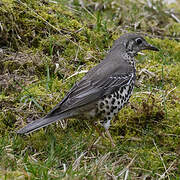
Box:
144, 42, 159, 51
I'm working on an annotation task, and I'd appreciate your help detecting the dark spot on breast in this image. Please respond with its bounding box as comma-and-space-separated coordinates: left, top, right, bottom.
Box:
113, 106, 118, 109
107, 112, 111, 115
114, 92, 117, 97
102, 110, 106, 114
111, 98, 116, 104
116, 93, 119, 99
99, 102, 104, 109
120, 88, 124, 94
108, 94, 112, 99
105, 100, 108, 104
118, 107, 122, 111
106, 105, 110, 109
118, 101, 121, 105
108, 116, 111, 120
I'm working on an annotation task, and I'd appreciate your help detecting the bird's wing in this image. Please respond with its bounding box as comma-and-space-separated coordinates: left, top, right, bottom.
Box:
46, 50, 135, 116
47, 71, 135, 116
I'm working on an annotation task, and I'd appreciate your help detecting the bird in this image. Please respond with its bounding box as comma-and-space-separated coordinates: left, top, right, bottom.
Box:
17, 33, 159, 146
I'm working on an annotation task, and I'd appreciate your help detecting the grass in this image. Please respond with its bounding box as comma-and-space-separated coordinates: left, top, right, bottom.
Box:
0, 0, 180, 179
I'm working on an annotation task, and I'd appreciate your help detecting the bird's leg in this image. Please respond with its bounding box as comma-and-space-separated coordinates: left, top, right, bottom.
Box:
92, 122, 106, 139
102, 119, 116, 147
105, 129, 115, 147
95, 122, 115, 147
89, 119, 106, 139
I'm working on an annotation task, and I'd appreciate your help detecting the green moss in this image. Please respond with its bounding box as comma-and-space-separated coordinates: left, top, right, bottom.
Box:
3, 61, 21, 73
0, 0, 180, 179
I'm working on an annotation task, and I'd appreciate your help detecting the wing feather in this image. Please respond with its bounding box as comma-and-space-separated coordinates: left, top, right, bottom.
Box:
47, 72, 135, 116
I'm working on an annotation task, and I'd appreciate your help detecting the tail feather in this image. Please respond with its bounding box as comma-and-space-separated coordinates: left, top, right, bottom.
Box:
17, 113, 71, 134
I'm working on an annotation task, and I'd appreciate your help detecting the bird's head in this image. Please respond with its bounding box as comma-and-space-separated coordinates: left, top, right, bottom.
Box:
114, 33, 159, 56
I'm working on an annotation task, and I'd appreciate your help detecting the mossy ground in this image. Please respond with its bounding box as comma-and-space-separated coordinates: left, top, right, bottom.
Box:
0, 0, 180, 179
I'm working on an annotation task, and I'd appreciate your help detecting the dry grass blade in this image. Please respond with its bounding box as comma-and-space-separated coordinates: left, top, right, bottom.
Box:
96, 152, 111, 168
63, 163, 67, 173
72, 151, 87, 171
117, 155, 137, 178
165, 87, 177, 99
66, 70, 88, 80
152, 139, 170, 180
106, 171, 117, 180
124, 169, 129, 180
159, 159, 176, 180
139, 68, 156, 77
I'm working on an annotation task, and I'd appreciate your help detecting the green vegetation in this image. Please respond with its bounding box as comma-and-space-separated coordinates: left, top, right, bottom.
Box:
0, 0, 179, 179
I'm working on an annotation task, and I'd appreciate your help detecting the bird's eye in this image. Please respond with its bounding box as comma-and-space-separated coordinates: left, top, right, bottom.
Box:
135, 38, 142, 45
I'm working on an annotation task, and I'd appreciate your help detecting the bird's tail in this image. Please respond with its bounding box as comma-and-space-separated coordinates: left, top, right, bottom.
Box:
17, 112, 72, 134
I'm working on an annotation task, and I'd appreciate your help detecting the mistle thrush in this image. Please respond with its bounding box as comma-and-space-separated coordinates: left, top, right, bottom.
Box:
17, 33, 159, 145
